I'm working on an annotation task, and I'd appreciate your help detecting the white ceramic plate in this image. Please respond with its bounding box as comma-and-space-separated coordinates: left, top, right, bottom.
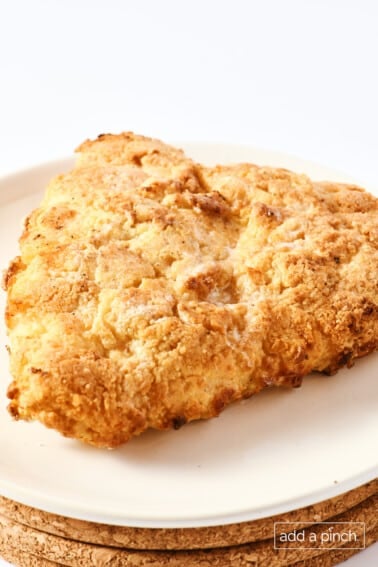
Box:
0, 144, 377, 528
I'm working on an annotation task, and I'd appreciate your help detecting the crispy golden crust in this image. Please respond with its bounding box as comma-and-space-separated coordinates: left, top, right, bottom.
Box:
4, 133, 378, 447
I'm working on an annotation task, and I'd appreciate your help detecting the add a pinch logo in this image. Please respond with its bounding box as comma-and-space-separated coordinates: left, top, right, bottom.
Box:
274, 522, 365, 550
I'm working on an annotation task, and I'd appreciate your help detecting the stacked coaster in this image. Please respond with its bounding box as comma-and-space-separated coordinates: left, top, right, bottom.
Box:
0, 480, 376, 566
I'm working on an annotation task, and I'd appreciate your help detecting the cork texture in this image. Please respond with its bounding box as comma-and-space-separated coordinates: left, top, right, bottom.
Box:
0, 524, 377, 567
0, 479, 376, 551
0, 489, 376, 567
0, 544, 58, 567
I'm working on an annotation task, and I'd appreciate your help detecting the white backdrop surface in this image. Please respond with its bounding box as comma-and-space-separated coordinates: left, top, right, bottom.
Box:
0, 1, 376, 565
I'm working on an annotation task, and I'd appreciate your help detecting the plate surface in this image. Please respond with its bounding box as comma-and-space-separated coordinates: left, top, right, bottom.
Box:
0, 144, 377, 528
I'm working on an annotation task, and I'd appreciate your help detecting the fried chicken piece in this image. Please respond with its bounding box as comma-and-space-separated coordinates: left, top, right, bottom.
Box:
3, 133, 378, 447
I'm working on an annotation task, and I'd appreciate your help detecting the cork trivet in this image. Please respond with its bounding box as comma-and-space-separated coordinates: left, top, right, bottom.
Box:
0, 523, 376, 567
0, 479, 376, 551
1, 531, 377, 567
0, 491, 376, 567
0, 544, 58, 567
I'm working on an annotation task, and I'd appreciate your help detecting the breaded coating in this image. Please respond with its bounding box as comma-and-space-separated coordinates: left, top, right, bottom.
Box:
3, 133, 378, 447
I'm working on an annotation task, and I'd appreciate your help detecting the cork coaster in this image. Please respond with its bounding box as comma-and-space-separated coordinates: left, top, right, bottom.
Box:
0, 479, 376, 551
0, 545, 57, 567
0, 535, 376, 567
0, 489, 376, 567
0, 520, 376, 567
1, 525, 377, 567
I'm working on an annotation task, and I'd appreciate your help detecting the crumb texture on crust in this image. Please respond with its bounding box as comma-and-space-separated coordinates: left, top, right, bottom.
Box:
4, 132, 378, 447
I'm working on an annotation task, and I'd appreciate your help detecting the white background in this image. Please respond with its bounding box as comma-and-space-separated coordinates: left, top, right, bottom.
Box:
0, 0, 376, 565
